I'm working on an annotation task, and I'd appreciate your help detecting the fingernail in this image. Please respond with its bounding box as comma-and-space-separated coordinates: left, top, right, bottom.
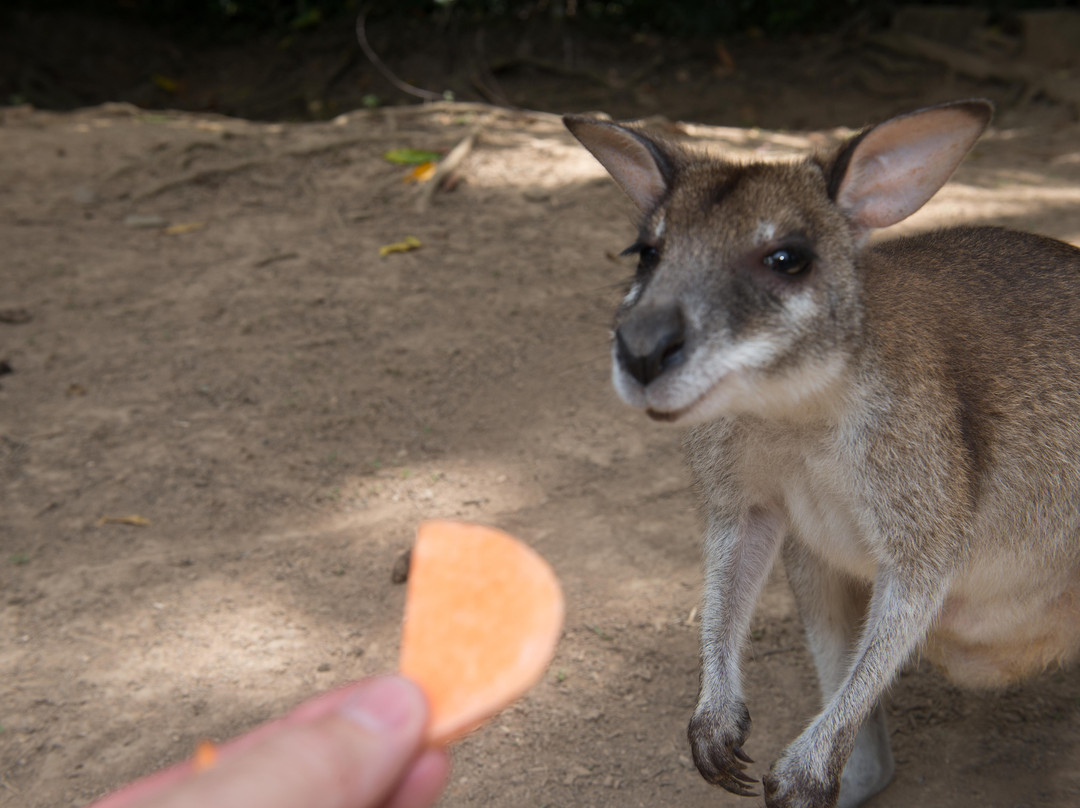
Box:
337, 676, 424, 734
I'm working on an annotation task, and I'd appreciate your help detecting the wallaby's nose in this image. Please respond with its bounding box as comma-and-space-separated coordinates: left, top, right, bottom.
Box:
615, 306, 687, 387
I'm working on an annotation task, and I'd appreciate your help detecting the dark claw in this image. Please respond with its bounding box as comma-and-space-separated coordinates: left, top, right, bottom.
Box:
762, 773, 777, 798
717, 777, 759, 798
688, 702, 758, 797
695, 747, 757, 793
731, 768, 758, 785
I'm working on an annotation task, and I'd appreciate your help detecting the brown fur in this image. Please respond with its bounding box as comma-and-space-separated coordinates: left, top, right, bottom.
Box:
565, 102, 1080, 808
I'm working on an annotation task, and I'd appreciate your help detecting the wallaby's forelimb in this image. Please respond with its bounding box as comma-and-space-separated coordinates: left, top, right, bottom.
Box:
689, 502, 785, 795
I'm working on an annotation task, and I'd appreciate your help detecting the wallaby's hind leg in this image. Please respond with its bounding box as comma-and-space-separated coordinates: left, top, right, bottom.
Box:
837, 702, 894, 808
782, 540, 895, 808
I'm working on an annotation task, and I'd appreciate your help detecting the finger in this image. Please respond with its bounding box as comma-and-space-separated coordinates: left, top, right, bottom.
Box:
210, 680, 379, 759
88, 764, 192, 808
129, 675, 430, 808
86, 687, 356, 808
381, 747, 451, 808
89, 677, 428, 808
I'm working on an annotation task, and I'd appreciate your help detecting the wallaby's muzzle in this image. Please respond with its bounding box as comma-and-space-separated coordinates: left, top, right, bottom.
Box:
614, 304, 687, 387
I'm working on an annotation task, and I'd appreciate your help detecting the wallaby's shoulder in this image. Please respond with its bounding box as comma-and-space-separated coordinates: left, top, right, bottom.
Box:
871, 225, 1080, 270
863, 226, 1080, 318
861, 226, 1080, 389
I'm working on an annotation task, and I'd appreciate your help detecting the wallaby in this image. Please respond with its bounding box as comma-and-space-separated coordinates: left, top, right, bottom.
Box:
564, 100, 1080, 808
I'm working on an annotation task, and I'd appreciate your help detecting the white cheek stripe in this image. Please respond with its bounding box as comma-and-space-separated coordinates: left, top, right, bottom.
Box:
661, 334, 783, 410
784, 291, 819, 327
612, 330, 785, 414
700, 335, 781, 381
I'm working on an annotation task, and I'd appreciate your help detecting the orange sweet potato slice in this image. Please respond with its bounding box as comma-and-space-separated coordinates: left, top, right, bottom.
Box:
399, 519, 564, 745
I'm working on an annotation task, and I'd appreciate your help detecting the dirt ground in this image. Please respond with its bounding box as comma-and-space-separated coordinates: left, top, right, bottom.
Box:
3, 18, 1080, 808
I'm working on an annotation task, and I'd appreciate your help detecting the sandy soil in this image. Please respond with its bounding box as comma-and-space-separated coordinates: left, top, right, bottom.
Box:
3, 68, 1080, 808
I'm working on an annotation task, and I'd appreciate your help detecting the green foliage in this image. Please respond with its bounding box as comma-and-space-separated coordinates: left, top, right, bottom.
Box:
383, 148, 442, 165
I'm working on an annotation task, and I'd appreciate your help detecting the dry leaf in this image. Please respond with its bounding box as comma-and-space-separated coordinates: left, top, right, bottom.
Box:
98, 515, 152, 527
151, 74, 180, 93
406, 161, 437, 183
714, 43, 737, 75
379, 236, 422, 258
164, 222, 206, 235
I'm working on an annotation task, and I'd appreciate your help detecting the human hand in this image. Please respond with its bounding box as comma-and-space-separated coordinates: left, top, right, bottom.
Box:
89, 675, 450, 808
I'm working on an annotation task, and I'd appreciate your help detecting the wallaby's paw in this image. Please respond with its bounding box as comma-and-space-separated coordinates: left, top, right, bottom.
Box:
687, 701, 758, 796
762, 752, 841, 808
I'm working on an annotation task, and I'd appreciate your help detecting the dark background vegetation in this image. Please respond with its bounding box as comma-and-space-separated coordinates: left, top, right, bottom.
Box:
6, 0, 1080, 39
2, 0, 1079, 124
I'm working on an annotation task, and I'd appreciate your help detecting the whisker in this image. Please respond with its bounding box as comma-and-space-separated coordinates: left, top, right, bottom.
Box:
551, 352, 612, 378
572, 275, 636, 295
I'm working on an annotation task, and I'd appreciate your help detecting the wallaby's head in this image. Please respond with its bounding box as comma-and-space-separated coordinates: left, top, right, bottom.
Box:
565, 100, 992, 424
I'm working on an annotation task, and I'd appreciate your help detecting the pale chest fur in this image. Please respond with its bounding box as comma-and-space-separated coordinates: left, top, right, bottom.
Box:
732, 422, 879, 582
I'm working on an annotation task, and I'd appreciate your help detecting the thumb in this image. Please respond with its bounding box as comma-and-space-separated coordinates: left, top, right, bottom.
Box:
145, 676, 431, 808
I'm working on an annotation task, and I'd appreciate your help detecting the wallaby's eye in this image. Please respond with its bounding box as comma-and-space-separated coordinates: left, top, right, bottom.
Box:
638, 246, 660, 273
621, 242, 661, 275
763, 247, 812, 277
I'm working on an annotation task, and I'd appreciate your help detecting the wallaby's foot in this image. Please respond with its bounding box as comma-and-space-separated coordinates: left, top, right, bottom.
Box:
836, 704, 894, 808
687, 700, 758, 797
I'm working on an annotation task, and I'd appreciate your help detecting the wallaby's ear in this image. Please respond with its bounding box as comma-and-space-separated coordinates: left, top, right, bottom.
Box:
564, 116, 675, 212
828, 99, 993, 232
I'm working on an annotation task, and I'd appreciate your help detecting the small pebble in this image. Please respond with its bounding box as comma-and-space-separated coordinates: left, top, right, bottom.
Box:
391, 549, 411, 584
72, 186, 98, 205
